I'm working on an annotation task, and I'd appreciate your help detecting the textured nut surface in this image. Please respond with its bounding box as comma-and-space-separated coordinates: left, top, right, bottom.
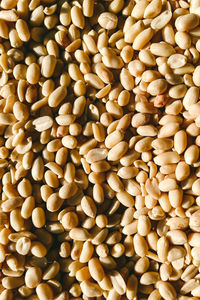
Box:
0, 1, 200, 299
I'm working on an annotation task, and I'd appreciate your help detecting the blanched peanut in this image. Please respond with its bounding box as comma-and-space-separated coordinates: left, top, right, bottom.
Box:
80, 281, 103, 297
2, 276, 25, 289
27, 63, 40, 84
120, 68, 134, 90
175, 31, 191, 49
125, 19, 143, 41
31, 242, 47, 258
0, 0, 200, 298
48, 86, 67, 108
144, 0, 162, 18
32, 207, 45, 228
61, 212, 78, 230
193, 65, 200, 86
36, 283, 53, 300
133, 234, 148, 257
184, 145, 199, 165
157, 281, 177, 300
147, 79, 168, 95
98, 12, 118, 30
16, 236, 31, 255
25, 267, 42, 289
133, 28, 154, 50
176, 161, 190, 181
175, 13, 199, 31
88, 257, 104, 281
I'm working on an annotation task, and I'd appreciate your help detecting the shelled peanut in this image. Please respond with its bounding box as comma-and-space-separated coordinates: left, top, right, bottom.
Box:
1, 0, 200, 299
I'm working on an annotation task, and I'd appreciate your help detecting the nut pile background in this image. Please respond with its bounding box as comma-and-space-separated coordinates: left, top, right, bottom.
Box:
1, 0, 200, 299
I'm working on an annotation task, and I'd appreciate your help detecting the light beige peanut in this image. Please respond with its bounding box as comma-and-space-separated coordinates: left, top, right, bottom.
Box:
137, 215, 151, 236
80, 281, 103, 297
167, 246, 186, 262
189, 233, 200, 247
109, 270, 126, 295
120, 68, 134, 90
158, 123, 179, 138
189, 209, 200, 231
109, 0, 124, 13
48, 86, 67, 108
116, 191, 134, 207
159, 179, 178, 192
147, 79, 168, 95
2, 276, 25, 289
150, 42, 175, 57
184, 145, 199, 165
61, 212, 78, 230
140, 272, 160, 285
157, 281, 177, 300
169, 84, 187, 99
152, 138, 173, 151
154, 151, 180, 166
193, 65, 200, 86
59, 182, 78, 199
43, 261, 60, 280
122, 220, 138, 235
176, 161, 190, 181
134, 257, 150, 274
175, 13, 199, 31
36, 283, 53, 300
124, 20, 145, 43
133, 233, 148, 257
83, 0, 94, 17
131, 0, 148, 19
27, 63, 40, 85
41, 55, 56, 78
117, 166, 138, 179
107, 141, 129, 161
69, 228, 90, 241
88, 257, 104, 282
157, 237, 169, 262
71, 6, 85, 29
32, 207, 45, 228
191, 284, 200, 297
144, 0, 162, 18
84, 73, 104, 89
16, 237, 31, 255
81, 196, 97, 218
59, 2, 71, 26
102, 54, 124, 69
25, 267, 42, 289
98, 12, 118, 30
145, 178, 161, 199
152, 11, 172, 32
133, 28, 154, 50
33, 116, 53, 132
31, 241, 47, 258
137, 125, 158, 137
175, 31, 191, 49
124, 179, 141, 196
167, 230, 187, 245
168, 188, 183, 208
167, 54, 187, 69
0, 0, 199, 298
16, 19, 30, 42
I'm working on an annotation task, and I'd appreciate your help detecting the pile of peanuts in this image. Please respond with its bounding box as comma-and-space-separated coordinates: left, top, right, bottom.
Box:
2, 0, 200, 299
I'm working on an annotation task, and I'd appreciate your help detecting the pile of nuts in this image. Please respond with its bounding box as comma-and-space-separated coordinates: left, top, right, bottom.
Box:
1, 0, 200, 299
